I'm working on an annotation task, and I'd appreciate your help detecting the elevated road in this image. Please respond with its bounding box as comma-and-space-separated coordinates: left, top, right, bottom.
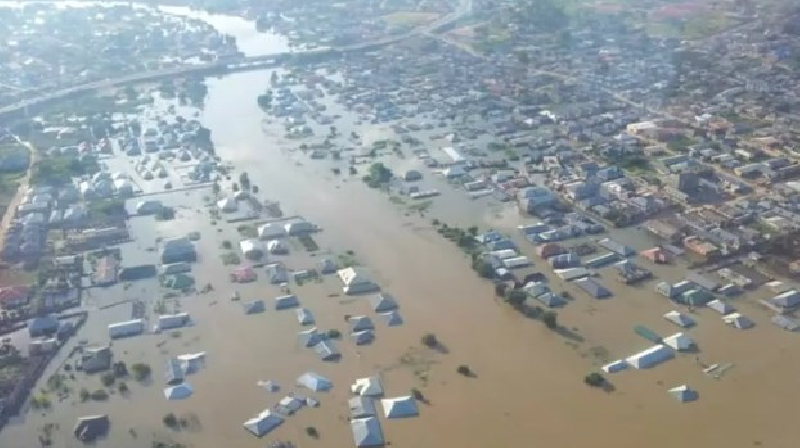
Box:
0, 0, 471, 119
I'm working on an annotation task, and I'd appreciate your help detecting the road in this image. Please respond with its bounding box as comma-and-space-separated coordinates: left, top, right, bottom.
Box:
0, 135, 38, 252
0, 0, 472, 119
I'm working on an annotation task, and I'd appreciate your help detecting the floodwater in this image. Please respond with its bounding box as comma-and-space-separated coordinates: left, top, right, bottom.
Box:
1, 6, 799, 448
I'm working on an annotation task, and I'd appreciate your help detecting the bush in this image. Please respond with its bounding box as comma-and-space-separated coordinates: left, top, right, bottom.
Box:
79, 388, 90, 402
131, 363, 152, 381
421, 333, 438, 348
30, 394, 51, 409
411, 388, 425, 400
305, 426, 319, 439
101, 372, 116, 387
163, 413, 178, 428
118, 382, 129, 394
471, 259, 495, 279
543, 311, 558, 329
505, 290, 528, 307
584, 372, 605, 387
327, 329, 341, 339
456, 365, 472, 376
221, 240, 232, 250
90, 389, 109, 401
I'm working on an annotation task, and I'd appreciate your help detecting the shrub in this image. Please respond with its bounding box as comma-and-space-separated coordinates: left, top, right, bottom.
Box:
90, 389, 109, 401
327, 329, 341, 339
421, 333, 438, 348
101, 372, 116, 387
162, 413, 178, 428
79, 388, 90, 402
131, 363, 152, 381
411, 388, 425, 400
118, 382, 129, 394
543, 311, 558, 329
505, 290, 527, 307
584, 372, 605, 387
305, 426, 319, 439
456, 365, 472, 376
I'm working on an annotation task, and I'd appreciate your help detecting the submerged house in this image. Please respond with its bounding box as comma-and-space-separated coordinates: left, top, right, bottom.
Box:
338, 267, 379, 295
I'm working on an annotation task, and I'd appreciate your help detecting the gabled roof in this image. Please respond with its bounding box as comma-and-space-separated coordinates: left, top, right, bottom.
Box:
707, 299, 734, 314
351, 417, 384, 447
352, 330, 375, 345
314, 340, 340, 361
351, 376, 384, 396
370, 293, 398, 312
380, 310, 403, 326
296, 308, 315, 325
243, 300, 265, 314
663, 310, 694, 328
296, 372, 332, 392
274, 294, 299, 310
298, 327, 326, 347
338, 267, 373, 286
243, 410, 284, 437
163, 383, 193, 400
349, 315, 375, 332
668, 384, 698, 403
349, 396, 377, 418
381, 396, 419, 418
663, 332, 694, 351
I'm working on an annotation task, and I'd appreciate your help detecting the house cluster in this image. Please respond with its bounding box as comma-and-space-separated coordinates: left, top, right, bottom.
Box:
0, 3, 238, 106
2, 186, 87, 264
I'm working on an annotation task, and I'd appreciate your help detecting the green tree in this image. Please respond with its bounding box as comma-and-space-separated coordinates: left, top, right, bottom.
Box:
543, 311, 558, 329
505, 290, 528, 307
584, 372, 605, 387
239, 172, 251, 191
131, 363, 152, 381
100, 372, 116, 387
163, 413, 178, 428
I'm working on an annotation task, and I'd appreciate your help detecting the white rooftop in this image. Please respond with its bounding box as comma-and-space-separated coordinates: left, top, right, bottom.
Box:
381, 395, 419, 419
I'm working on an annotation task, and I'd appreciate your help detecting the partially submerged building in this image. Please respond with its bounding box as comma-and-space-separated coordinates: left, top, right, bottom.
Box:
351, 417, 384, 447
663, 310, 694, 328
349, 396, 377, 418
370, 293, 398, 312
338, 267, 380, 294
243, 410, 284, 437
626, 344, 674, 369
297, 372, 332, 391
381, 396, 419, 418
108, 319, 145, 339
274, 294, 299, 310
351, 376, 384, 396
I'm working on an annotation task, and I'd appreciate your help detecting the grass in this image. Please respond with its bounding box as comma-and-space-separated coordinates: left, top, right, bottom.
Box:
220, 252, 241, 265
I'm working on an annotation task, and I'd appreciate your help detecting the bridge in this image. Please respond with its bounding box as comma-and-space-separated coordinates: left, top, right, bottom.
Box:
0, 0, 471, 120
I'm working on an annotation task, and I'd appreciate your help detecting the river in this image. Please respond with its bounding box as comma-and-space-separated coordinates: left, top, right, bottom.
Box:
0, 0, 291, 57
